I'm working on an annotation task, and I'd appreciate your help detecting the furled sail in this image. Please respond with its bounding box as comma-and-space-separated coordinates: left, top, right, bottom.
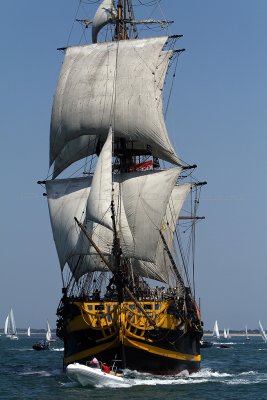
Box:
92, 0, 116, 44
50, 36, 181, 177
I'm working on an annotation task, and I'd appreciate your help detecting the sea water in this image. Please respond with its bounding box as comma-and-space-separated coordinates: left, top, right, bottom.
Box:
0, 335, 267, 400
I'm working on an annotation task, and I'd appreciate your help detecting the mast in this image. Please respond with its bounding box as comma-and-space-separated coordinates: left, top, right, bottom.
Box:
115, 0, 127, 41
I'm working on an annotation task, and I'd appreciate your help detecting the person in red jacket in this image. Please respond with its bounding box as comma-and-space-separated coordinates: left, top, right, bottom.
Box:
101, 363, 110, 374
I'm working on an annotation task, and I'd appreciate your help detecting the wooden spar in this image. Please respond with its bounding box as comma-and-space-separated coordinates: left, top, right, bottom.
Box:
74, 217, 110, 268
159, 230, 185, 292
124, 287, 156, 326
74, 217, 156, 327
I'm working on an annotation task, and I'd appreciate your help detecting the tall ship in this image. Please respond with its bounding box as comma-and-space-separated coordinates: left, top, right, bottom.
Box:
39, 0, 206, 374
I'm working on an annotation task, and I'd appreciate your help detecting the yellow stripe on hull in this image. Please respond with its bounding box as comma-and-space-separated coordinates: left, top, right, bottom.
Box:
124, 336, 201, 362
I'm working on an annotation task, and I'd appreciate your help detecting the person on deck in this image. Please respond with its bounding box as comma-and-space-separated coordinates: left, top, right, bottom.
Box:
89, 356, 100, 368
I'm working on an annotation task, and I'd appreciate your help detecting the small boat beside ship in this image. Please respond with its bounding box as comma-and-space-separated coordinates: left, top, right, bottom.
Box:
66, 360, 127, 387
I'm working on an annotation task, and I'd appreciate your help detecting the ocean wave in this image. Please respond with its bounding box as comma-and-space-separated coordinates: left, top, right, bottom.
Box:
19, 370, 52, 377
190, 368, 232, 378
226, 378, 255, 385
238, 371, 257, 376
51, 347, 64, 352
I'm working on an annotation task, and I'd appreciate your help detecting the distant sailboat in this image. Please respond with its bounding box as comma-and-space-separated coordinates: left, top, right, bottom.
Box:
46, 320, 56, 342
5, 309, 18, 340
213, 320, 220, 339
227, 328, 231, 338
27, 326, 31, 337
259, 321, 267, 342
245, 325, 250, 340
223, 328, 227, 339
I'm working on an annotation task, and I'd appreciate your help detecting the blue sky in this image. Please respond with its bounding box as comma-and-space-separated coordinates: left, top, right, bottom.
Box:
1, 0, 266, 330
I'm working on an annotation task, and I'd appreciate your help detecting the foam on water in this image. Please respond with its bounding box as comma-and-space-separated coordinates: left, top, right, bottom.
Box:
19, 370, 52, 377
51, 347, 64, 352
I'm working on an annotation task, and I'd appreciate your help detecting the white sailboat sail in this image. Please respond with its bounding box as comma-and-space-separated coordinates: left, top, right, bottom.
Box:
213, 320, 220, 339
46, 321, 52, 342
223, 328, 227, 339
259, 320, 267, 342
7, 309, 18, 340
4, 315, 9, 337
27, 326, 31, 337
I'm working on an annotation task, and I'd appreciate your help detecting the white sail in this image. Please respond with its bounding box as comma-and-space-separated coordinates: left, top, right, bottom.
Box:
52, 135, 98, 179
86, 127, 113, 230
46, 177, 119, 278
6, 309, 18, 340
227, 328, 230, 338
132, 183, 192, 283
213, 320, 220, 339
121, 167, 182, 263
27, 326, 31, 337
46, 177, 93, 270
50, 37, 181, 176
46, 167, 181, 278
259, 320, 267, 342
223, 328, 227, 339
4, 315, 9, 336
46, 321, 52, 342
92, 0, 116, 43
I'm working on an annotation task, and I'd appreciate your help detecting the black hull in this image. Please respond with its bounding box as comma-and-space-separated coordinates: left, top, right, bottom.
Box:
57, 298, 202, 375
32, 345, 50, 351
72, 344, 201, 375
